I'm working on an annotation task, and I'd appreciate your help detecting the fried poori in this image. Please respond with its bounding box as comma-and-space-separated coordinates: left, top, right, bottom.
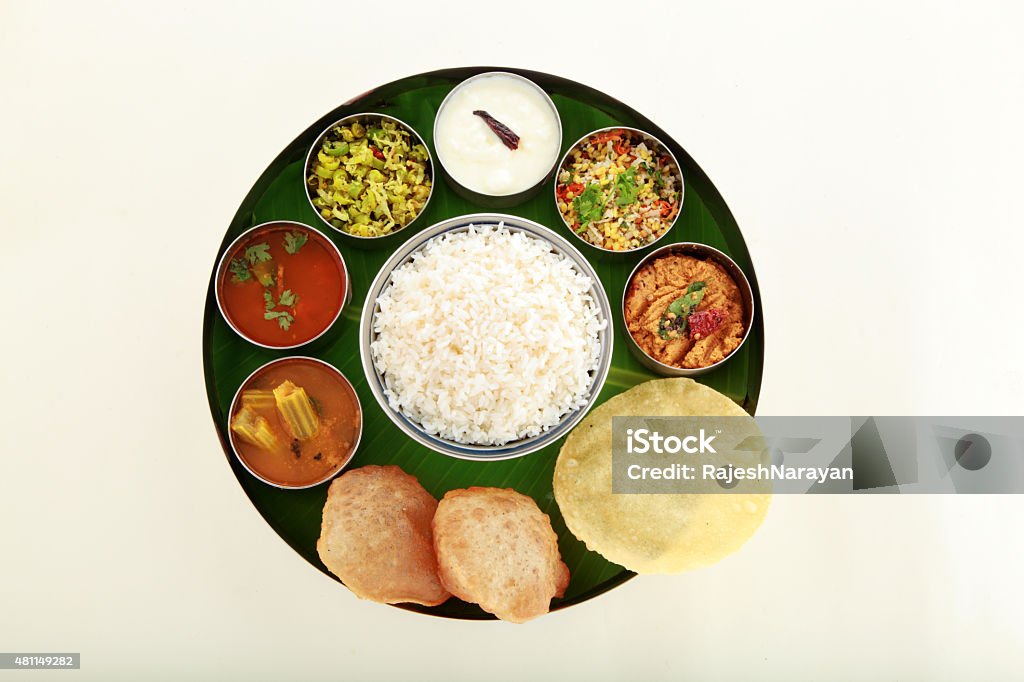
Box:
432, 487, 569, 623
317, 465, 450, 606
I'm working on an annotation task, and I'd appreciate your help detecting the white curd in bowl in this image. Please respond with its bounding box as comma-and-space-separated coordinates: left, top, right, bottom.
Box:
434, 73, 561, 197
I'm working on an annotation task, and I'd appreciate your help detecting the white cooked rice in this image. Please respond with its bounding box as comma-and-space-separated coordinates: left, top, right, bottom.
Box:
371, 223, 605, 445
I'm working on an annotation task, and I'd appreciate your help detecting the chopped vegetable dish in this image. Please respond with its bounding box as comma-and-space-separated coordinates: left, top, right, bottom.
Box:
556, 129, 682, 251
307, 117, 432, 238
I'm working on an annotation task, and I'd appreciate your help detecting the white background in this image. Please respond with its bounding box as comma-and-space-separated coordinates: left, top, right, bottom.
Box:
2, 1, 1023, 680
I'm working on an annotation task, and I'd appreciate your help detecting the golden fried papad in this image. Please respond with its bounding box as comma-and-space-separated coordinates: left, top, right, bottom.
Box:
317, 465, 450, 606
432, 487, 569, 623
554, 378, 770, 574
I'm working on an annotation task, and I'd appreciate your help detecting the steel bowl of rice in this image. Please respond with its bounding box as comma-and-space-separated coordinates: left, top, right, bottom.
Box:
359, 213, 613, 460
554, 126, 684, 254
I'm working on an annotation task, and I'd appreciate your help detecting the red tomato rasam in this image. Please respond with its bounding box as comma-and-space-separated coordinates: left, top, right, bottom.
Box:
217, 223, 346, 347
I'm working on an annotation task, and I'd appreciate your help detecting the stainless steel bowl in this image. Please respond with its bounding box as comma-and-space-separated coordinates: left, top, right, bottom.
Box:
433, 72, 562, 208
622, 242, 754, 377
554, 126, 684, 255
304, 112, 434, 248
214, 221, 350, 350
227, 356, 363, 489
359, 213, 613, 461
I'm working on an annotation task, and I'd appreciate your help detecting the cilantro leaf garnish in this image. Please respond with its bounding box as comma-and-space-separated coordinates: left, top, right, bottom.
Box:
245, 243, 272, 265
573, 183, 605, 228
614, 167, 638, 207
263, 288, 297, 330
264, 310, 294, 330
229, 258, 251, 283
278, 289, 297, 307
283, 231, 308, 255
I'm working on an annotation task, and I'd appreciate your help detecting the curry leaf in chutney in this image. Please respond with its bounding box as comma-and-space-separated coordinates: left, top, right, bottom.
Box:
658, 281, 707, 340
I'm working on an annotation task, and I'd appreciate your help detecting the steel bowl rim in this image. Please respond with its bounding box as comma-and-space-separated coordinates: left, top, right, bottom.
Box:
359, 212, 614, 461
226, 355, 364, 489
621, 241, 755, 376
554, 125, 685, 254
303, 112, 435, 240
214, 220, 349, 350
432, 71, 563, 199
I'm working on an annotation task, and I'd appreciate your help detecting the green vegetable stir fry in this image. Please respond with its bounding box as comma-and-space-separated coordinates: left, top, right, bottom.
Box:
306, 117, 432, 237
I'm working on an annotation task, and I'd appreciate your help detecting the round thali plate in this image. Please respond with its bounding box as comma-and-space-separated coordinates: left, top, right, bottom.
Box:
202, 66, 765, 619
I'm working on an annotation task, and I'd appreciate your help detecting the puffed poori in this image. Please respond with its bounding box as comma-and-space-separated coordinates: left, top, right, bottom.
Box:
432, 487, 569, 623
317, 465, 450, 606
